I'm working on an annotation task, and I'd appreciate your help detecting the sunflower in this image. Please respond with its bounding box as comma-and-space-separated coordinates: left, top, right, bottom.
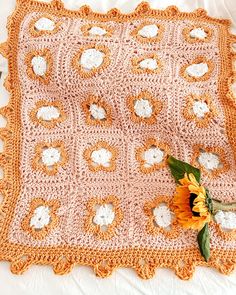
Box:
173, 173, 211, 230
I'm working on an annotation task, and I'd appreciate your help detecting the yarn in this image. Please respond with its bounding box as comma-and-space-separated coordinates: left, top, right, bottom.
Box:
139, 58, 158, 70
34, 17, 55, 32
185, 63, 209, 78
138, 24, 159, 38
153, 204, 173, 228
31, 56, 47, 76
198, 152, 220, 171
93, 204, 115, 227
214, 211, 236, 230
36, 106, 61, 121
189, 28, 207, 39
88, 26, 107, 36
0, 0, 236, 280
29, 205, 51, 229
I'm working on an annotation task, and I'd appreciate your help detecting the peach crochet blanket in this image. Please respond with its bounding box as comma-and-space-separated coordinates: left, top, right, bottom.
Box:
0, 0, 236, 280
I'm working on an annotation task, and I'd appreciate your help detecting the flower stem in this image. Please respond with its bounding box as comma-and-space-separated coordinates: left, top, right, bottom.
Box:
212, 199, 236, 214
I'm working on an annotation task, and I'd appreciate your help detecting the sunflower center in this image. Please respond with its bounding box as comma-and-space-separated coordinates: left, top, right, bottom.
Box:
189, 193, 200, 217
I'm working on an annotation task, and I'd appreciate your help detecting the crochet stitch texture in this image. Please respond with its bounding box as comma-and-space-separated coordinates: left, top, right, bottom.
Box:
0, 0, 236, 280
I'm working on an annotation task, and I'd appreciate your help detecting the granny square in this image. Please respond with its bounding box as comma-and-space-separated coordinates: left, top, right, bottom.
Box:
0, 0, 236, 279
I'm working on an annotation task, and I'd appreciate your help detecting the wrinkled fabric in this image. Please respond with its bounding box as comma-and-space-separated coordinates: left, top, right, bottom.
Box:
0, 0, 236, 294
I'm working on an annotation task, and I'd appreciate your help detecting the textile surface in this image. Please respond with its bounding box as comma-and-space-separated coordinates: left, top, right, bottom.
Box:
0, 0, 236, 294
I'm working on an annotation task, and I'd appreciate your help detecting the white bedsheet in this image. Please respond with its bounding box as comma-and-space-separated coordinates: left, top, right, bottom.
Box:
0, 0, 236, 294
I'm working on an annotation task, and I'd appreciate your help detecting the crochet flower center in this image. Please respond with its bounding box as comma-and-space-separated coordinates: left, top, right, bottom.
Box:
139, 58, 158, 70
93, 204, 115, 227
89, 26, 107, 36
134, 99, 153, 118
192, 101, 210, 118
143, 146, 164, 167
214, 210, 236, 231
41, 147, 61, 166
89, 103, 106, 120
30, 205, 51, 230
31, 56, 47, 76
138, 24, 159, 38
80, 48, 104, 70
198, 151, 220, 171
153, 204, 173, 228
186, 62, 209, 77
34, 17, 55, 31
189, 28, 207, 39
37, 106, 60, 121
91, 148, 112, 167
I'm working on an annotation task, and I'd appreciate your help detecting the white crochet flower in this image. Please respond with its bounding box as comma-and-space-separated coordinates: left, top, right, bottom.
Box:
198, 152, 220, 170
30, 205, 51, 229
42, 147, 61, 166
134, 99, 153, 118
153, 204, 173, 228
93, 204, 115, 226
189, 28, 207, 39
186, 63, 209, 78
138, 24, 159, 38
192, 101, 210, 118
89, 104, 106, 120
89, 26, 107, 36
34, 17, 55, 31
214, 210, 236, 230
31, 56, 47, 76
91, 148, 112, 167
139, 58, 158, 70
143, 147, 164, 166
80, 48, 104, 70
37, 106, 60, 121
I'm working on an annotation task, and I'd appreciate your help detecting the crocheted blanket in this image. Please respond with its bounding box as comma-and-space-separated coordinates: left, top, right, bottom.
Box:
0, 0, 236, 280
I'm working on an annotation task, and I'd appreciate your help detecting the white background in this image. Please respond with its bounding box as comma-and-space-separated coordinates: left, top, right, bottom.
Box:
0, 0, 236, 294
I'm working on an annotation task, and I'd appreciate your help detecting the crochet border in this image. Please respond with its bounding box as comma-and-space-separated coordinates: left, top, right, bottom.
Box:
0, 0, 236, 280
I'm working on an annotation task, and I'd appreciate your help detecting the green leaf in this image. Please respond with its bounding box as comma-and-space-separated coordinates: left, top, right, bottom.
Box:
167, 155, 201, 184
197, 223, 210, 262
